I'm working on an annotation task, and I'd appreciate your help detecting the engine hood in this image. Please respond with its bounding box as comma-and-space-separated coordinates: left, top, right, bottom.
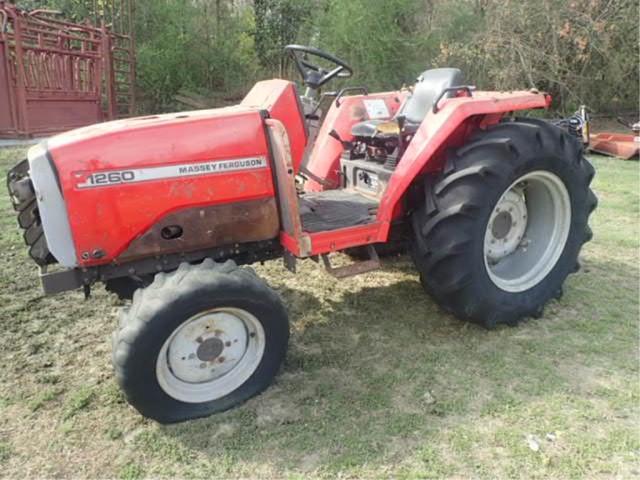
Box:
30, 106, 276, 267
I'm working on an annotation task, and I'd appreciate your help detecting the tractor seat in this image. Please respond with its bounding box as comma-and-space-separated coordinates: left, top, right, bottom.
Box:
351, 119, 401, 138
351, 68, 464, 139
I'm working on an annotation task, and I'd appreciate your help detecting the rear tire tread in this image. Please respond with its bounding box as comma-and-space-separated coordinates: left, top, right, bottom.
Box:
410, 119, 596, 328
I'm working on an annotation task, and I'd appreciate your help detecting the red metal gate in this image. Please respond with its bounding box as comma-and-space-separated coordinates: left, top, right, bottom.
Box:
0, 2, 135, 138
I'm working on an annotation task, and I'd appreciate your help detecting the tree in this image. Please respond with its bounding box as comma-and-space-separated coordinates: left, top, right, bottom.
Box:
253, 0, 312, 74
433, 0, 639, 113
312, 0, 438, 91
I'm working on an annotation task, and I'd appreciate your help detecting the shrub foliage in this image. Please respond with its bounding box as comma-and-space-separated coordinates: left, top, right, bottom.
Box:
14, 0, 639, 113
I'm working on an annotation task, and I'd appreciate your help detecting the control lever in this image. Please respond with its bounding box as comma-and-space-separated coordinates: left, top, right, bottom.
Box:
305, 91, 338, 119
329, 129, 352, 150
396, 114, 408, 156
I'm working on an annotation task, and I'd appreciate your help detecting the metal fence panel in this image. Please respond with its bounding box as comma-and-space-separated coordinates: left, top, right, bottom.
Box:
0, 2, 135, 138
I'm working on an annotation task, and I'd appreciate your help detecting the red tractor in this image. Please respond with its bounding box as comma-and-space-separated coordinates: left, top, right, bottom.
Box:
7, 46, 597, 423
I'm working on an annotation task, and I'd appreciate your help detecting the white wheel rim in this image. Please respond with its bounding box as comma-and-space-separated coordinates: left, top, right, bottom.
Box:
484, 170, 571, 293
156, 308, 265, 403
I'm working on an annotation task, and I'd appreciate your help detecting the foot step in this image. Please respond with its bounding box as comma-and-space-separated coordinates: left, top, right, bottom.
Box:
321, 245, 380, 278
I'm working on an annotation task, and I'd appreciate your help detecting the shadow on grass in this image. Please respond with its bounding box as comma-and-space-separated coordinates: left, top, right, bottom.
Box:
156, 276, 499, 474
157, 252, 638, 476
3, 237, 638, 476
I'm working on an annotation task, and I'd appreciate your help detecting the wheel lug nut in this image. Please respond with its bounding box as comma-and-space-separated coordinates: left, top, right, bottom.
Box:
188, 353, 196, 360
199, 363, 206, 369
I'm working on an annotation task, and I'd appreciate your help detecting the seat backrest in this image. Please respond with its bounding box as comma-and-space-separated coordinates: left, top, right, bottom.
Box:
401, 68, 464, 124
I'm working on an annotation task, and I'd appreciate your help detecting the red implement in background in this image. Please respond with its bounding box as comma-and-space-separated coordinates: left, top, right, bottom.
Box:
589, 132, 639, 160
0, 2, 135, 138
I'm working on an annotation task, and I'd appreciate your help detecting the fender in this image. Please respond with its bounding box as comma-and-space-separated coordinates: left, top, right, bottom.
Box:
377, 90, 551, 225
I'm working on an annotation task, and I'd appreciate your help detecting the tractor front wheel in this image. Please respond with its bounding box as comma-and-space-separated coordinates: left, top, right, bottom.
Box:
111, 259, 289, 423
410, 118, 597, 328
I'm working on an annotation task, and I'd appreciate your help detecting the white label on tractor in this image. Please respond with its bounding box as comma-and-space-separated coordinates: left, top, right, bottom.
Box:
363, 99, 390, 119
76, 156, 267, 189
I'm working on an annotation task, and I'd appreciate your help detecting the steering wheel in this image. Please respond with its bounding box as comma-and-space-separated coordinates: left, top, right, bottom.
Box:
284, 45, 353, 90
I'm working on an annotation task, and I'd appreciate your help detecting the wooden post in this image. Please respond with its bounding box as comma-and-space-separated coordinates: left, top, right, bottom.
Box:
128, 0, 135, 115
101, 23, 116, 120
91, 30, 103, 120
1, 4, 20, 134
12, 9, 29, 135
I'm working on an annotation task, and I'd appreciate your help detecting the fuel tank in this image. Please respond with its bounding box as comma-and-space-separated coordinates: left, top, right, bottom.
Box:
26, 106, 280, 268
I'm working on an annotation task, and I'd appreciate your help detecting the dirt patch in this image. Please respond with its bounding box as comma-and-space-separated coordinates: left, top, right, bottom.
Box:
254, 388, 302, 427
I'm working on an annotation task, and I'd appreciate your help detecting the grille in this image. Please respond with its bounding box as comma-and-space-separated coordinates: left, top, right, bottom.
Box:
6, 159, 55, 266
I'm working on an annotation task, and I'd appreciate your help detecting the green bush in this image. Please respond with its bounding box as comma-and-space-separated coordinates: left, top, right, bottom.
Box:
311, 0, 439, 90
13, 0, 639, 114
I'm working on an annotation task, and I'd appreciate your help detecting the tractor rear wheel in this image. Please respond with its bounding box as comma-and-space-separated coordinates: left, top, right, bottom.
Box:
111, 259, 289, 423
410, 118, 597, 328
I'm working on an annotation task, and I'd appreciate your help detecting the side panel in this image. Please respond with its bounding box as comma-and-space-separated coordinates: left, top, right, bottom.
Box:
377, 91, 550, 223
264, 119, 304, 239
117, 198, 279, 262
241, 80, 307, 173
48, 109, 276, 266
303, 92, 406, 191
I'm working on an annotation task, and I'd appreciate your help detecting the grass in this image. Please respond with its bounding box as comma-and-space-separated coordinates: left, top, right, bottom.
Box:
0, 146, 638, 478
